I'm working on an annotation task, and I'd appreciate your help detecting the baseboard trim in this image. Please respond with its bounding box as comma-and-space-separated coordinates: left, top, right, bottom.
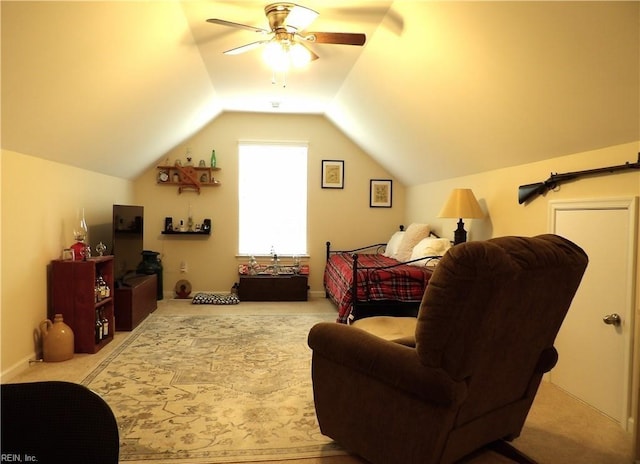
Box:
1, 351, 38, 382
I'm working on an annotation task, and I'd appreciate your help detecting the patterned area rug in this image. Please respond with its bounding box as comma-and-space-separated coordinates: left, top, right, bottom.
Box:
82, 313, 344, 463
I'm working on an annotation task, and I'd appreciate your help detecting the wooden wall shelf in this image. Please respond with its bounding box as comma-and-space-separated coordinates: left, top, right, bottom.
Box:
157, 165, 221, 194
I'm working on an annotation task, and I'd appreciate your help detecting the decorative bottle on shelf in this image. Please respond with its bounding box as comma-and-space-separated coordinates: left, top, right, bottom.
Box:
95, 275, 107, 301
210, 149, 217, 168
100, 310, 109, 338
95, 310, 103, 343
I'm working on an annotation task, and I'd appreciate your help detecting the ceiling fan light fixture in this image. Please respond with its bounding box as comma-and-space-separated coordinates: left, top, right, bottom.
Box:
262, 40, 311, 72
289, 42, 312, 68
263, 41, 290, 72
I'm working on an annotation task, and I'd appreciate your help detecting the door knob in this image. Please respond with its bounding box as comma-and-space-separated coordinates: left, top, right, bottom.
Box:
602, 313, 621, 326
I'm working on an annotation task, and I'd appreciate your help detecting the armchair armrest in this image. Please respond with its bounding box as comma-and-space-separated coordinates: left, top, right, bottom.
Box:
308, 322, 467, 406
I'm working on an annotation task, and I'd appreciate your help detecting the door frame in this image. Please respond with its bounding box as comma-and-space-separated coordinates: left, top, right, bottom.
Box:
549, 197, 638, 432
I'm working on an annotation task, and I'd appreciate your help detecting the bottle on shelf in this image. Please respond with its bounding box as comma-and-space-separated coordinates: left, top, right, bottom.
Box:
210, 149, 217, 168
95, 310, 103, 343
95, 275, 108, 301
100, 309, 109, 338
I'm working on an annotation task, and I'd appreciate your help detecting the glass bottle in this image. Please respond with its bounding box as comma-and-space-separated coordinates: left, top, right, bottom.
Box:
95, 310, 103, 343
101, 310, 109, 338
96, 275, 106, 300
210, 149, 217, 168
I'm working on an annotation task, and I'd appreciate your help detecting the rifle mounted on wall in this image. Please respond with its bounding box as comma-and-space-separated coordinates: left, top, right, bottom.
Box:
518, 153, 640, 204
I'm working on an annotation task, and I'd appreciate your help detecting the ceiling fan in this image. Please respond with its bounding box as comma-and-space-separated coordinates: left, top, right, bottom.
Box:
206, 2, 366, 70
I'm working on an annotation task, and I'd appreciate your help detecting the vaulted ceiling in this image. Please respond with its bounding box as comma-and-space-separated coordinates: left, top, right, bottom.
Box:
2, 1, 638, 186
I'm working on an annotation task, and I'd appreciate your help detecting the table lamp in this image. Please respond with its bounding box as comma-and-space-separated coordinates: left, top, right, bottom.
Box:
438, 189, 484, 245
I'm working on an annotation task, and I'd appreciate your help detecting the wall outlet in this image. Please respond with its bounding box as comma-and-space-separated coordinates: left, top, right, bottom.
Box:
180, 261, 187, 273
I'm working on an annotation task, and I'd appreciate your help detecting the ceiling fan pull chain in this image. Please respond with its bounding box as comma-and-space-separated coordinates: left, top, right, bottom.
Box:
271, 70, 287, 88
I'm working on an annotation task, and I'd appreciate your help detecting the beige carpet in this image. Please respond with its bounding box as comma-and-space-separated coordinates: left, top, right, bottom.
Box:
6, 298, 634, 463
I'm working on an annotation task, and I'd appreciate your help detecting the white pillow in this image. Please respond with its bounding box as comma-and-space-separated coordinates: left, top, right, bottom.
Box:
395, 223, 431, 262
409, 237, 451, 266
383, 231, 405, 258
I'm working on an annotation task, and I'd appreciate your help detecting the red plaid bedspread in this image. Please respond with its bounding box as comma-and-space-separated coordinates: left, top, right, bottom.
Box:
323, 253, 433, 323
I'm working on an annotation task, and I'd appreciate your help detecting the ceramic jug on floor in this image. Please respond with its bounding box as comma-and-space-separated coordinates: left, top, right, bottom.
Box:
40, 314, 74, 362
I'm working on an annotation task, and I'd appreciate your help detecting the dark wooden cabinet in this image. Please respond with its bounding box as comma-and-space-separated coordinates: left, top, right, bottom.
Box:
114, 274, 157, 330
51, 256, 114, 353
238, 274, 308, 301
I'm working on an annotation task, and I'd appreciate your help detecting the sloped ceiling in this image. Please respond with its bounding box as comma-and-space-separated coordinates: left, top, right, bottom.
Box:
2, 1, 638, 185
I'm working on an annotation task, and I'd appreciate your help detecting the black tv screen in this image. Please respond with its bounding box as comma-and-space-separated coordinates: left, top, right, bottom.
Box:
112, 204, 144, 282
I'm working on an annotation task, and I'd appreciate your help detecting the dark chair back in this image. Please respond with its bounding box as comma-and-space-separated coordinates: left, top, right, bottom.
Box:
1, 381, 119, 463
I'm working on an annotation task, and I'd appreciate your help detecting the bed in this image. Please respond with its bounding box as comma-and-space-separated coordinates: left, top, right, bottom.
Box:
324, 224, 450, 323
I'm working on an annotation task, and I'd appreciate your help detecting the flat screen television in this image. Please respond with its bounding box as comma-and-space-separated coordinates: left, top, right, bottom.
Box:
112, 204, 144, 283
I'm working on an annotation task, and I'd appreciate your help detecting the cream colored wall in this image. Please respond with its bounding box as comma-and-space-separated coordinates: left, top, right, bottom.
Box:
133, 112, 405, 297
0, 150, 134, 379
406, 142, 640, 240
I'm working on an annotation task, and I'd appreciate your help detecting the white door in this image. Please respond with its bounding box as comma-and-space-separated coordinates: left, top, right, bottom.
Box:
549, 198, 637, 429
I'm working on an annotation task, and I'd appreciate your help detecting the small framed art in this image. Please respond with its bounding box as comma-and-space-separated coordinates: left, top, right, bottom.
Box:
370, 179, 392, 208
321, 160, 344, 189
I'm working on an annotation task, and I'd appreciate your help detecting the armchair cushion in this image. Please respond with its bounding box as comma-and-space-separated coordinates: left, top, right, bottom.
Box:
351, 315, 417, 346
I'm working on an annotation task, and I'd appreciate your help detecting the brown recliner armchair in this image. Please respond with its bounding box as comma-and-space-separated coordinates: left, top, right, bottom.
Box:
308, 234, 588, 464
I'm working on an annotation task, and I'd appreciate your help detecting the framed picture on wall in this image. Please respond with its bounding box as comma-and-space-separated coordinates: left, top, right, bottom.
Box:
370, 179, 392, 208
321, 160, 344, 189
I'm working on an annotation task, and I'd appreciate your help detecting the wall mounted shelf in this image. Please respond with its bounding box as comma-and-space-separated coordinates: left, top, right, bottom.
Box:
161, 230, 211, 236
157, 165, 221, 194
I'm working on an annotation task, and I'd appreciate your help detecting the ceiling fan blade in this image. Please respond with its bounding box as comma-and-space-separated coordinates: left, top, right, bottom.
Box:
286, 5, 319, 31
224, 40, 270, 55
206, 18, 269, 34
305, 32, 366, 46
299, 42, 319, 61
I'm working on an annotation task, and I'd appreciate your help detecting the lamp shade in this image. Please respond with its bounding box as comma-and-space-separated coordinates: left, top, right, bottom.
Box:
438, 189, 484, 219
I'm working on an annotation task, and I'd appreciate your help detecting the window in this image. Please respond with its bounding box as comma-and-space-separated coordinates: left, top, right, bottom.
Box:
238, 142, 308, 256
